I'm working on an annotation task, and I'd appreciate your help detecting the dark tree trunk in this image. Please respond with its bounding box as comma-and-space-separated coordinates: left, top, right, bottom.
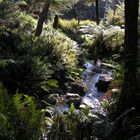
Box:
35, 0, 51, 36
112, 0, 116, 24
95, 0, 99, 25
53, 15, 59, 29
94, 0, 99, 64
117, 0, 139, 115
78, 19, 80, 25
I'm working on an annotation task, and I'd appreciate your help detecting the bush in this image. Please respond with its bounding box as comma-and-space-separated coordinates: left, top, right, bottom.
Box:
103, 26, 124, 52
35, 26, 81, 87
78, 24, 124, 56
0, 83, 45, 140
59, 19, 95, 31
0, 0, 36, 31
104, 2, 124, 26
47, 103, 109, 140
47, 104, 92, 140
79, 25, 103, 47
59, 19, 78, 31
0, 25, 80, 95
59, 18, 96, 43
17, 12, 37, 31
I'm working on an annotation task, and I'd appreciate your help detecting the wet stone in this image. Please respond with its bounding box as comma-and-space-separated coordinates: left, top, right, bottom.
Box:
95, 74, 113, 92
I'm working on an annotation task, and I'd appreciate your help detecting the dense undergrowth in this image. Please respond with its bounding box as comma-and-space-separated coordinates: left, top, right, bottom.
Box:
0, 26, 81, 96
0, 84, 45, 140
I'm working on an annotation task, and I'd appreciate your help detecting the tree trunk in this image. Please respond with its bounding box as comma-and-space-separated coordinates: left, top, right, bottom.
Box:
94, 0, 99, 64
35, 0, 51, 36
95, 0, 99, 25
112, 0, 116, 24
117, 0, 139, 115
53, 15, 59, 29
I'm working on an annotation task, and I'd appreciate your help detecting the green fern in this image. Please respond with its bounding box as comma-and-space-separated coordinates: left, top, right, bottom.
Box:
0, 84, 46, 139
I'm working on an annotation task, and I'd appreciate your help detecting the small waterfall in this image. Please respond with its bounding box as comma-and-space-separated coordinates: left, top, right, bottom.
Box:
83, 61, 104, 98
81, 60, 113, 112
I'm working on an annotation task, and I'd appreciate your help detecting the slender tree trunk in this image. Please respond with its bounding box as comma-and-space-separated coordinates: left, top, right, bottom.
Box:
95, 0, 99, 25
35, 0, 51, 36
117, 0, 139, 115
53, 15, 59, 29
112, 0, 116, 24
104, 0, 108, 18
78, 19, 80, 25
94, 0, 99, 64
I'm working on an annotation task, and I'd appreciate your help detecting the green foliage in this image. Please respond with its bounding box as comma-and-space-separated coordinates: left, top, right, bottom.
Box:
47, 106, 112, 140
104, 1, 124, 26
70, 103, 76, 114
0, 0, 37, 32
79, 25, 102, 47
0, 84, 45, 140
43, 26, 79, 69
47, 106, 140, 140
35, 26, 80, 84
0, 23, 80, 95
59, 18, 96, 42
50, 0, 77, 15
77, 24, 124, 54
0, 0, 19, 19
47, 108, 90, 140
103, 26, 124, 52
17, 12, 37, 30
59, 18, 78, 31
59, 19, 96, 31
0, 35, 55, 94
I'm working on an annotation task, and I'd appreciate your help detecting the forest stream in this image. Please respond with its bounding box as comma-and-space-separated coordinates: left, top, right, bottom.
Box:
0, 0, 139, 139
51, 60, 114, 115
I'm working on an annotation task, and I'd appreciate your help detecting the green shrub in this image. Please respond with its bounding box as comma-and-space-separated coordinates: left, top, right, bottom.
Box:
47, 104, 91, 140
0, 29, 55, 94
47, 104, 108, 140
59, 19, 95, 30
79, 25, 103, 47
35, 26, 81, 85
0, 1, 37, 31
103, 26, 124, 52
59, 19, 78, 31
43, 26, 79, 68
59, 18, 96, 42
78, 24, 124, 55
104, 2, 124, 26
0, 25, 80, 95
16, 12, 37, 31
0, 83, 45, 140
0, 0, 81, 95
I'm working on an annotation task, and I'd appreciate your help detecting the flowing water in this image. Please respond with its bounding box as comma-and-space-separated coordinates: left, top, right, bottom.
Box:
81, 61, 113, 112
81, 62, 103, 111
51, 61, 113, 113
83, 62, 104, 98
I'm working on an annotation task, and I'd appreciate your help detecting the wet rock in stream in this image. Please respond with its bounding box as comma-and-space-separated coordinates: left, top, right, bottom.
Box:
95, 74, 113, 92
66, 97, 82, 108
65, 93, 82, 108
70, 82, 87, 96
47, 94, 59, 105
45, 109, 53, 118
65, 93, 80, 99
